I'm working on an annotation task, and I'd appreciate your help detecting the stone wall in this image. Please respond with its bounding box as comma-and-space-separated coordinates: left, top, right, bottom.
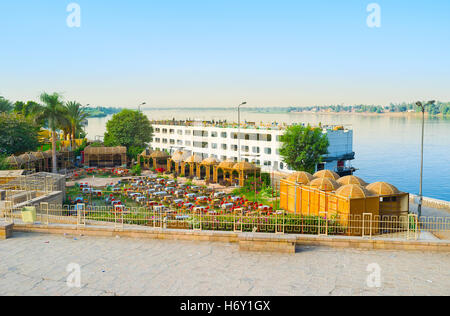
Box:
410, 194, 450, 211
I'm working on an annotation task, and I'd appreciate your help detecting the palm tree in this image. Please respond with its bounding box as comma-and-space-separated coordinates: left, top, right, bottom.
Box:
65, 101, 89, 148
0, 97, 13, 113
37, 92, 67, 173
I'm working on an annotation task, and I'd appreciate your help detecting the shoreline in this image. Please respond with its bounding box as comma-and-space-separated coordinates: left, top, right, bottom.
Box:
288, 111, 449, 118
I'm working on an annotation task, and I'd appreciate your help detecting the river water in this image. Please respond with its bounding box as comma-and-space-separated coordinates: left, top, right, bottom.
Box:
85, 109, 450, 201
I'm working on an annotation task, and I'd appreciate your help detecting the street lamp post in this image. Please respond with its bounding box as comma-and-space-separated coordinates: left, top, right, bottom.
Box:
138, 102, 146, 112
237, 102, 247, 162
416, 100, 435, 218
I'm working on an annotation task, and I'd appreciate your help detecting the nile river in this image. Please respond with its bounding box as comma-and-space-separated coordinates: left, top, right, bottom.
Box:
85, 110, 450, 202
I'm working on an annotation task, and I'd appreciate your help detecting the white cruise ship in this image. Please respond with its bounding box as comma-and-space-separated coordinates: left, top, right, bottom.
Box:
149, 120, 355, 175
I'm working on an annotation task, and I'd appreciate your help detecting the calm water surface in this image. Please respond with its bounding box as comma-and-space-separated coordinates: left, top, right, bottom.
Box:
85, 110, 450, 201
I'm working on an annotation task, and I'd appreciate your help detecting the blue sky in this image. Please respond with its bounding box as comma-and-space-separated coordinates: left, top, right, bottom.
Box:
1, 0, 449, 107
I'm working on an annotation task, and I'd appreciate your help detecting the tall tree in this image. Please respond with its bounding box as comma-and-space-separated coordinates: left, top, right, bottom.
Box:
279, 125, 329, 174
36, 92, 67, 173
0, 97, 13, 113
65, 101, 89, 148
104, 109, 153, 159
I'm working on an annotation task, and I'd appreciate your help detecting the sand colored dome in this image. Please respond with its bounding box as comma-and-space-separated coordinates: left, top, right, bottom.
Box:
6, 155, 23, 166
313, 170, 340, 180
336, 184, 371, 199
150, 150, 169, 159
140, 149, 154, 157
286, 172, 315, 184
43, 150, 53, 158
184, 154, 202, 164
337, 175, 367, 186
32, 152, 45, 160
309, 178, 340, 191
366, 182, 400, 196
201, 157, 219, 166
217, 160, 235, 169
233, 161, 257, 171
171, 151, 189, 163
18, 153, 37, 163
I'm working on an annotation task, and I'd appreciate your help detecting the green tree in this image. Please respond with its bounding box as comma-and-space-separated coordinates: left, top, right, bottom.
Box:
104, 109, 153, 159
0, 154, 11, 170
0, 113, 40, 155
65, 101, 89, 148
279, 125, 329, 174
36, 92, 68, 173
0, 97, 13, 113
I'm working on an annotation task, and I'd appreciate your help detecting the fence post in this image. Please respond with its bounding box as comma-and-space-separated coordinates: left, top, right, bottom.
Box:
318, 212, 328, 237
408, 214, 419, 240
40, 202, 49, 226
362, 213, 373, 239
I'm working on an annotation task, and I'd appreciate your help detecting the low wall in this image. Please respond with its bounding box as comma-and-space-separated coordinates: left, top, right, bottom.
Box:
12, 224, 450, 253
410, 194, 450, 211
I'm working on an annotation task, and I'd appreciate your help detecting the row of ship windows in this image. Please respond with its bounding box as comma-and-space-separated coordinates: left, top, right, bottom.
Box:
154, 128, 279, 142
152, 149, 289, 170
153, 138, 279, 154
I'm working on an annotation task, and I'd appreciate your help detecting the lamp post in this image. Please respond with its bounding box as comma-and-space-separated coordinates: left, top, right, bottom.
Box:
237, 102, 247, 162
138, 102, 146, 112
415, 100, 435, 218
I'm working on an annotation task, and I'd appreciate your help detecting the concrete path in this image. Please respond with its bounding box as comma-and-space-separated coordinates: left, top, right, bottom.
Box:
0, 232, 449, 296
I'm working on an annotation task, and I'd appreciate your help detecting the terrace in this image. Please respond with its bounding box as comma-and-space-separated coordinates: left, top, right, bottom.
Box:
150, 120, 352, 132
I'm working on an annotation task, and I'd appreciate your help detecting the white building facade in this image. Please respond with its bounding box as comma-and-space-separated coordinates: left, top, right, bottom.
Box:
149, 121, 355, 175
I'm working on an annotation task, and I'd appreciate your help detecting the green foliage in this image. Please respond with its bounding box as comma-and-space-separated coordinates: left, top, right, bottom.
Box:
0, 97, 13, 113
0, 113, 40, 155
65, 101, 89, 143
37, 92, 68, 132
90, 141, 104, 147
127, 145, 145, 161
104, 109, 153, 157
131, 164, 142, 176
287, 101, 450, 116
0, 155, 11, 170
74, 139, 88, 157
279, 125, 329, 174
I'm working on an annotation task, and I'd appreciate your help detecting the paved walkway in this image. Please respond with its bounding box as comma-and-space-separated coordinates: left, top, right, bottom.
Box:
0, 233, 449, 296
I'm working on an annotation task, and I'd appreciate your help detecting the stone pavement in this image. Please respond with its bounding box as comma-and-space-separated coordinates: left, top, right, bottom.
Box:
0, 232, 449, 296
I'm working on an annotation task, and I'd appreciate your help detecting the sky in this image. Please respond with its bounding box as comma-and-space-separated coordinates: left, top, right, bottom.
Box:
0, 0, 449, 108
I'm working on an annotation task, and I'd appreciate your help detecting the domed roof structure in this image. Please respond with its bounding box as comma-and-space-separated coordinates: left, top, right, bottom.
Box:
309, 178, 340, 191
43, 150, 53, 158
171, 151, 190, 163
18, 153, 36, 163
217, 160, 235, 169
140, 148, 154, 157
313, 170, 340, 180
337, 175, 367, 186
336, 184, 371, 199
201, 157, 219, 166
32, 152, 45, 160
286, 172, 315, 184
150, 150, 169, 159
366, 182, 400, 196
6, 155, 23, 166
233, 161, 257, 171
184, 154, 202, 164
